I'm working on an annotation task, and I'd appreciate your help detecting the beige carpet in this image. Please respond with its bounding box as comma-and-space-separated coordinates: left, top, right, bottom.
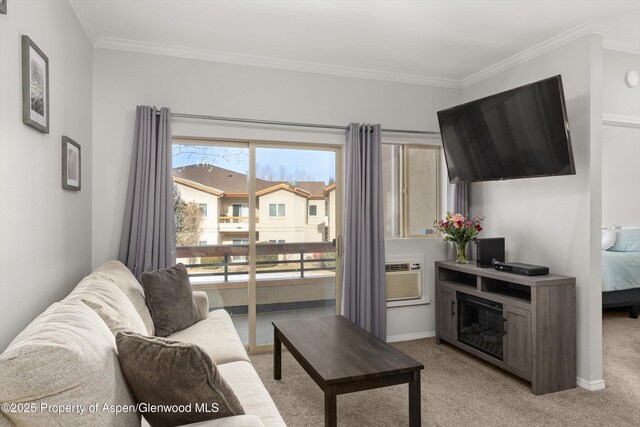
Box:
250, 311, 639, 426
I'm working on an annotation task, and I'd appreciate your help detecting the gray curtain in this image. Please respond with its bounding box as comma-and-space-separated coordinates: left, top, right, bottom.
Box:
451, 182, 468, 214
118, 106, 176, 279
449, 182, 470, 258
342, 123, 387, 340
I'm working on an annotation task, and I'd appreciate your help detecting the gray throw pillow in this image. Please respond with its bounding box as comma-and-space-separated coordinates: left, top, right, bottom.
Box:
115, 331, 245, 427
141, 264, 200, 337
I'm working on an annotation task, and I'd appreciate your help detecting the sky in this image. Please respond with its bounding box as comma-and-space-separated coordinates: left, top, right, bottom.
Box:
172, 145, 336, 184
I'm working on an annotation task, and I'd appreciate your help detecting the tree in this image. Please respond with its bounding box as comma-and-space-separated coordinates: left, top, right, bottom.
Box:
174, 185, 203, 247
177, 202, 203, 246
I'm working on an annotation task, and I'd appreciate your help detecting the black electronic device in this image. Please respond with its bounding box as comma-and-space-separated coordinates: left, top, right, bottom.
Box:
437, 75, 575, 183
476, 237, 505, 268
494, 262, 549, 276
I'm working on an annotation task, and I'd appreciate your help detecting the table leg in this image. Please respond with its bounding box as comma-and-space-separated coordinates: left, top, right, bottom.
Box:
324, 388, 337, 427
409, 370, 421, 427
274, 330, 281, 380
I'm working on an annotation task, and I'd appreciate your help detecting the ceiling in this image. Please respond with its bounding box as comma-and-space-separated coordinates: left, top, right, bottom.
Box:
70, 0, 640, 88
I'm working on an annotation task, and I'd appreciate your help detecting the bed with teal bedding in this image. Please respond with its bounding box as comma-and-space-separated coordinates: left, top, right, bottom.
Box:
602, 251, 640, 292
602, 228, 640, 318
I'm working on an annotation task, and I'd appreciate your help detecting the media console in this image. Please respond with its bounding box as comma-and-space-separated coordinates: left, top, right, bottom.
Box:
435, 261, 576, 395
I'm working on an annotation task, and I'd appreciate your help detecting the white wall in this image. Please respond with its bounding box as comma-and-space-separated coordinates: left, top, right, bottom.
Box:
464, 35, 603, 386
0, 1, 93, 350
603, 50, 640, 117
92, 48, 459, 339
601, 50, 640, 227
602, 127, 640, 226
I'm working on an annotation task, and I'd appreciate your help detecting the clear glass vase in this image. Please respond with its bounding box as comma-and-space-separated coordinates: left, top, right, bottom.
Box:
455, 241, 469, 264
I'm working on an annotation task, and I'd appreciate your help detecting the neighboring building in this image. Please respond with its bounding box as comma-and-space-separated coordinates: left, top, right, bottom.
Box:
173, 165, 335, 246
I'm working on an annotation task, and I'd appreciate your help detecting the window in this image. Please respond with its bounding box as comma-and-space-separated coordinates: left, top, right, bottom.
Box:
232, 204, 249, 218
199, 203, 208, 217
198, 240, 207, 246
268, 239, 285, 243
309, 204, 318, 216
269, 203, 286, 217
382, 144, 440, 238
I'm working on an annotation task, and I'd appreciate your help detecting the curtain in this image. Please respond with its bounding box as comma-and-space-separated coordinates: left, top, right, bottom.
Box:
451, 182, 468, 214
342, 123, 387, 340
450, 181, 470, 258
118, 106, 176, 279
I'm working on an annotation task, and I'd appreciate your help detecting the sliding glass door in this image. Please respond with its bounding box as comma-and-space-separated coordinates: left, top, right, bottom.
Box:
173, 138, 342, 351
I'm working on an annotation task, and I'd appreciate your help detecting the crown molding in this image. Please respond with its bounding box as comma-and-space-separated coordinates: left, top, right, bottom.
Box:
94, 36, 461, 89
603, 39, 640, 55
68, 0, 99, 45
460, 21, 597, 88
603, 113, 640, 128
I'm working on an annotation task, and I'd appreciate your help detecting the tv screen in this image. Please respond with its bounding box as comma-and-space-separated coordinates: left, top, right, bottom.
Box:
437, 75, 575, 183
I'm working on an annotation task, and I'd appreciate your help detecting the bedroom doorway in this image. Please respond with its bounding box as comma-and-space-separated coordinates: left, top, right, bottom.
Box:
601, 124, 640, 319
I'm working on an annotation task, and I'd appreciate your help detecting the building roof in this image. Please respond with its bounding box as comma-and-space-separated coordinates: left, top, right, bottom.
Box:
173, 164, 273, 194
173, 164, 330, 198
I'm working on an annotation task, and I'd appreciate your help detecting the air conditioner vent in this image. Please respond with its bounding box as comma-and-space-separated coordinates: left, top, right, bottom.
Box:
385, 262, 422, 302
386, 263, 410, 273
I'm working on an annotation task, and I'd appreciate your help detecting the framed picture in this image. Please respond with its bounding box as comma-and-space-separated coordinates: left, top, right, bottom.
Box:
22, 35, 49, 133
62, 136, 81, 191
0, 0, 7, 15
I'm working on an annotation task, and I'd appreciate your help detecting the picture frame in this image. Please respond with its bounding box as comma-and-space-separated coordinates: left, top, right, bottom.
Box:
0, 0, 7, 15
22, 35, 49, 133
62, 136, 81, 191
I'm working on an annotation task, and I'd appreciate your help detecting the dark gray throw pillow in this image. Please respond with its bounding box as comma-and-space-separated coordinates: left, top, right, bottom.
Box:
141, 263, 200, 337
116, 331, 245, 427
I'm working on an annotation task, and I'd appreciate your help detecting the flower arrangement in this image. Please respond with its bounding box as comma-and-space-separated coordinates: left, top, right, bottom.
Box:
434, 212, 483, 263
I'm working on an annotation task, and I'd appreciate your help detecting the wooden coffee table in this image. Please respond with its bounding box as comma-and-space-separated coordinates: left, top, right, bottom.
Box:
273, 315, 423, 427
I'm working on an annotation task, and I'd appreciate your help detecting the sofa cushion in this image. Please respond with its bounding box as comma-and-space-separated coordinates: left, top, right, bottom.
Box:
67, 272, 147, 335
141, 263, 200, 337
93, 260, 156, 335
168, 309, 249, 365
0, 301, 139, 427
0, 412, 14, 427
116, 332, 244, 427
217, 361, 286, 427
141, 415, 265, 427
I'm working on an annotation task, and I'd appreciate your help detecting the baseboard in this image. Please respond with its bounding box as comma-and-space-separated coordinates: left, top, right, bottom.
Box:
576, 377, 606, 391
386, 331, 436, 343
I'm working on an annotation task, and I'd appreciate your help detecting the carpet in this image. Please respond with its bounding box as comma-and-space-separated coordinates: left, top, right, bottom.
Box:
249, 311, 639, 426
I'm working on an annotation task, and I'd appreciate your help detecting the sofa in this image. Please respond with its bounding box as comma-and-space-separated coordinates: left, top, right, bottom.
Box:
0, 260, 285, 427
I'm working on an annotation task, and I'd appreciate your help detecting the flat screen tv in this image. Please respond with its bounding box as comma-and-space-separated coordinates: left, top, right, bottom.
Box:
437, 75, 575, 183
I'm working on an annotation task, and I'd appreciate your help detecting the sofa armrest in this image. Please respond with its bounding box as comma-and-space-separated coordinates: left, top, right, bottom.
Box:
193, 291, 210, 320
179, 415, 264, 427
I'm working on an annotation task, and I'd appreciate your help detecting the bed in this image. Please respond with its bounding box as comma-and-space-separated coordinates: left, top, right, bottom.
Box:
602, 227, 640, 319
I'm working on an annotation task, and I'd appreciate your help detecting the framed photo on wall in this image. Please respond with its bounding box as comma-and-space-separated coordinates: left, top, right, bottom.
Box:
22, 35, 49, 133
0, 0, 7, 15
62, 136, 81, 191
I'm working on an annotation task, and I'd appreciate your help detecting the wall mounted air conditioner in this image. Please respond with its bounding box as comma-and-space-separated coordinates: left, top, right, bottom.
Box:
386, 261, 422, 302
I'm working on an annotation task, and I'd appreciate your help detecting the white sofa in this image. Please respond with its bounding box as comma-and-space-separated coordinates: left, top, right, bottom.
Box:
0, 260, 285, 427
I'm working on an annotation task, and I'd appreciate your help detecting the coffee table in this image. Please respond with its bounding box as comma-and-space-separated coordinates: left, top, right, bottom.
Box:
273, 315, 423, 427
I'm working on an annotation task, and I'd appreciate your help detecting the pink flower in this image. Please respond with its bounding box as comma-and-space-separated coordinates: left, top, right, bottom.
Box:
453, 220, 463, 229
452, 213, 465, 223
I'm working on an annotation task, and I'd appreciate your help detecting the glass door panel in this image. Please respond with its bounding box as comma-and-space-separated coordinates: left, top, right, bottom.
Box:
172, 142, 251, 345
254, 146, 339, 345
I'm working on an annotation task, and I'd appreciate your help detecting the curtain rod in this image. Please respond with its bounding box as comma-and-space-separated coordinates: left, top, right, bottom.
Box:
167, 112, 440, 136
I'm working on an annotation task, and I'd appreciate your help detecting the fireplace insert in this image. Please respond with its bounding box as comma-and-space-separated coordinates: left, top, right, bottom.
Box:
457, 293, 504, 360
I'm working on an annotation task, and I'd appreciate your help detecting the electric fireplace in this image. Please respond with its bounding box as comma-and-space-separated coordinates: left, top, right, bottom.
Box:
457, 293, 504, 360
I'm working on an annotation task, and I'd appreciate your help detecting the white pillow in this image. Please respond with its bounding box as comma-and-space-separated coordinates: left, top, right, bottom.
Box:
602, 228, 616, 251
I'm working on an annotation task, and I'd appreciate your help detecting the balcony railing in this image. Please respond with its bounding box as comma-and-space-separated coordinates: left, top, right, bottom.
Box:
176, 241, 336, 282
218, 216, 259, 223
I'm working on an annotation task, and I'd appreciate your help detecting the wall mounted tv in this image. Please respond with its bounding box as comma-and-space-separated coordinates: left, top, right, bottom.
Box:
437, 75, 575, 183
